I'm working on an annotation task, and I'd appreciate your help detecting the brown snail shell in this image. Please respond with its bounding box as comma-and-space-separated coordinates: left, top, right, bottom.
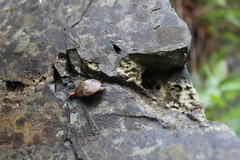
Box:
69, 79, 104, 98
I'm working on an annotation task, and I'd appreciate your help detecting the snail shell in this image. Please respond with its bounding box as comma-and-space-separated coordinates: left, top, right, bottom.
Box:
70, 79, 104, 98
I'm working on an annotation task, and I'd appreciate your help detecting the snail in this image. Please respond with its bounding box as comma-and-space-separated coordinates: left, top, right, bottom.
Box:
61, 79, 104, 104
61, 79, 103, 135
69, 79, 104, 98
61, 79, 104, 107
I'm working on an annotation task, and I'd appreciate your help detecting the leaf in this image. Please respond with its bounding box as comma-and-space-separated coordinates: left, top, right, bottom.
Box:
225, 12, 240, 28
209, 93, 225, 108
213, 60, 228, 81
222, 32, 239, 43
216, 0, 226, 7
206, 76, 220, 88
220, 81, 240, 92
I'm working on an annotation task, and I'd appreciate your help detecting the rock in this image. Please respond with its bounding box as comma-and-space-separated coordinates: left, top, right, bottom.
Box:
0, 0, 240, 160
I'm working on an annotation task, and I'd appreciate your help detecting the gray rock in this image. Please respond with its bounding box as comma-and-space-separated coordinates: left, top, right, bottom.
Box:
0, 0, 239, 160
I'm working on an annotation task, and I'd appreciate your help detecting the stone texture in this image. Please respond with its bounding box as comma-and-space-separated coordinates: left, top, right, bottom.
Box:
0, 0, 240, 160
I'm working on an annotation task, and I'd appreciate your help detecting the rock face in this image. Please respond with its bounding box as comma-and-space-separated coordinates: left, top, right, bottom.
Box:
0, 0, 240, 160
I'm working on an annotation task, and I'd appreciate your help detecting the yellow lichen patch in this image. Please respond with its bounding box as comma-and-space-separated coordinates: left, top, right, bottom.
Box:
117, 59, 144, 87
87, 61, 99, 71
0, 92, 23, 116
178, 83, 202, 109
165, 80, 205, 121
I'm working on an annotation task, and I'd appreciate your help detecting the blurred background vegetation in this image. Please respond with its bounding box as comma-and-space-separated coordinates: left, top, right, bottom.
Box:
170, 0, 240, 136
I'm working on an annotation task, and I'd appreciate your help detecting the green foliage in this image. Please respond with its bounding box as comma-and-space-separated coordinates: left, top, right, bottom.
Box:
192, 0, 240, 136
202, 0, 240, 35
192, 58, 240, 136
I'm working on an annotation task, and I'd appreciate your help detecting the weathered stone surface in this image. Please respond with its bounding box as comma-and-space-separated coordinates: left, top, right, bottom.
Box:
0, 0, 240, 160
68, 0, 191, 80
0, 142, 76, 159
